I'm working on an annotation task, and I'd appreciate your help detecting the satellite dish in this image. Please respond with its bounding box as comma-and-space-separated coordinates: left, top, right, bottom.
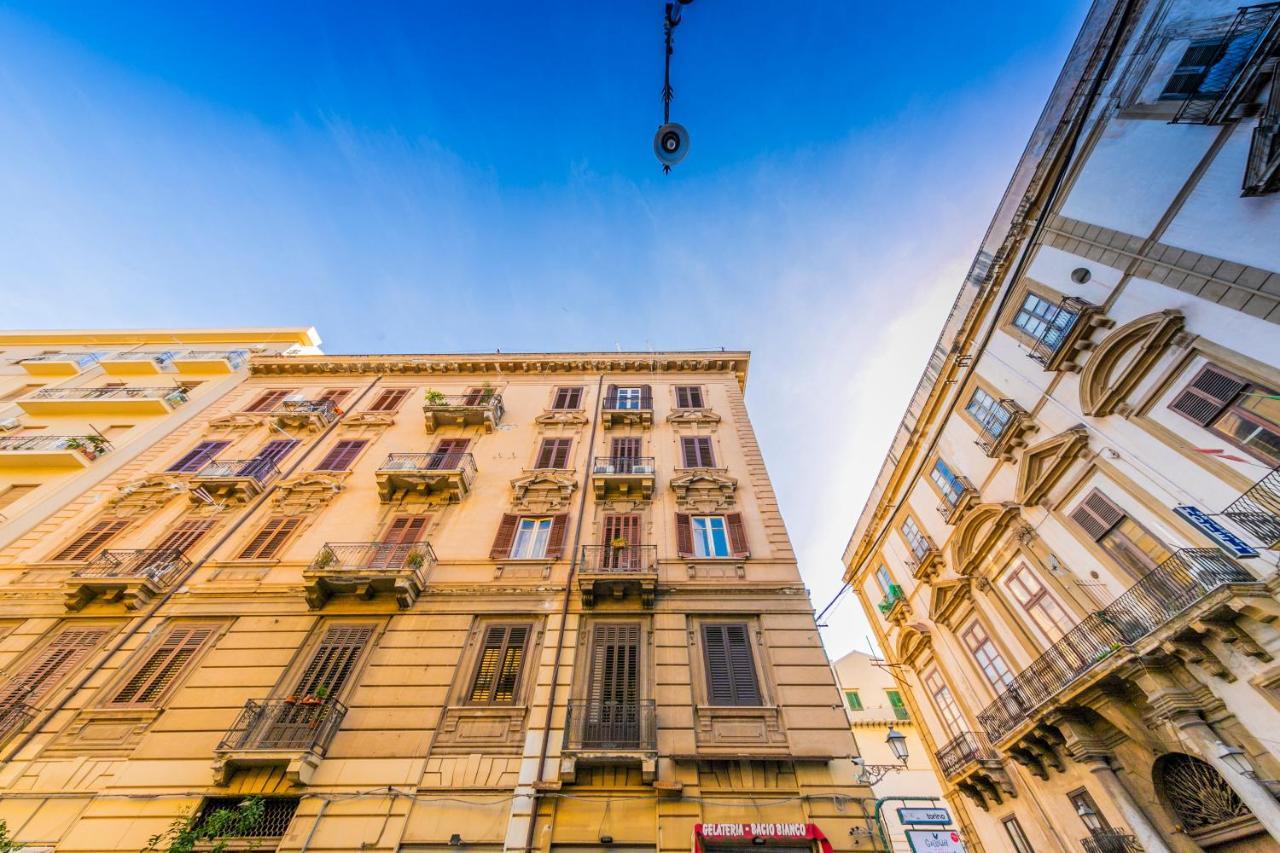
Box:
654, 123, 690, 169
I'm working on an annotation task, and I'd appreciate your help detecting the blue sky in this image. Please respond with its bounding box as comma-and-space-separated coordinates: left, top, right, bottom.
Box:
0, 1, 1089, 658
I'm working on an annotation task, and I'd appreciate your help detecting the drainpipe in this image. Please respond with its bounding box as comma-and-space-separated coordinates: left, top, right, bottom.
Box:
520, 373, 606, 853
0, 376, 383, 767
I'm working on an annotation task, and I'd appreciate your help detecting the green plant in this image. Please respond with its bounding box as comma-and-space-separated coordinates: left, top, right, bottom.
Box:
312, 549, 336, 571
143, 796, 264, 853
312, 684, 329, 700
0, 818, 17, 853
610, 537, 629, 549
405, 551, 425, 570
424, 390, 447, 406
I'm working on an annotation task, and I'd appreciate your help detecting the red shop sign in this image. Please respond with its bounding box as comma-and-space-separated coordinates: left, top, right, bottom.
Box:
693, 823, 833, 853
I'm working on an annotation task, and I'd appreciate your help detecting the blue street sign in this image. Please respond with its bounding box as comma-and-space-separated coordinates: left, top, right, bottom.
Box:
1175, 505, 1259, 559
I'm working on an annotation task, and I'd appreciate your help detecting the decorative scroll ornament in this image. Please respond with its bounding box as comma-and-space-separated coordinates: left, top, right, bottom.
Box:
108, 476, 190, 516
669, 468, 737, 512
510, 470, 578, 513
272, 472, 348, 515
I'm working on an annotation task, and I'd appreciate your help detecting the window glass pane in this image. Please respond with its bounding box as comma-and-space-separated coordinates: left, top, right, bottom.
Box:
1100, 518, 1171, 576
963, 623, 1015, 688
693, 516, 728, 557
875, 565, 893, 596
1212, 408, 1280, 466
930, 460, 962, 503
511, 518, 552, 559
966, 388, 1010, 436
1013, 293, 1076, 350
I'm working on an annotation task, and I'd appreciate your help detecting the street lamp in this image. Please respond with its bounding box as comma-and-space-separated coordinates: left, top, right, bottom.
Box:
1075, 802, 1103, 832
1217, 742, 1256, 778
886, 726, 909, 764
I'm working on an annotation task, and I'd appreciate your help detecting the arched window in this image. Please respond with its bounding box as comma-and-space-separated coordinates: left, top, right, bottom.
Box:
1154, 753, 1251, 835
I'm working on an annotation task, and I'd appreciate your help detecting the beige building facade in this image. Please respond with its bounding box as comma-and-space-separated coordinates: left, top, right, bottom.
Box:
0, 346, 876, 852
842, 1, 1280, 852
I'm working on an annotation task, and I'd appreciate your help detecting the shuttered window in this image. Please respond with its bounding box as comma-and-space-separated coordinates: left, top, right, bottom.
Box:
1170, 364, 1249, 426
552, 387, 583, 410
0, 626, 111, 706
317, 388, 352, 407
369, 515, 429, 568
675, 386, 704, 408
290, 624, 375, 698
1070, 490, 1125, 541
701, 623, 761, 706
1160, 38, 1230, 100
238, 517, 300, 560
153, 518, 216, 555
467, 624, 531, 704
255, 439, 300, 465
588, 623, 641, 707
108, 623, 218, 706
680, 436, 715, 468
676, 513, 747, 558
428, 438, 470, 469
54, 518, 129, 562
603, 514, 641, 568
1169, 363, 1280, 466
496, 514, 569, 560
463, 387, 495, 406
610, 437, 641, 459
367, 388, 410, 412
535, 438, 573, 469
315, 440, 367, 472
244, 389, 293, 412
1071, 489, 1171, 577
167, 441, 230, 473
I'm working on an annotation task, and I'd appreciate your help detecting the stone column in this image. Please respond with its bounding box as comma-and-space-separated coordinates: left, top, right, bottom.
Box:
1081, 756, 1174, 853
1171, 712, 1280, 844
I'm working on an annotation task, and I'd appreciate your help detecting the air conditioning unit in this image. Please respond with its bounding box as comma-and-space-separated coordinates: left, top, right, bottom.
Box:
0, 418, 21, 431
250, 344, 268, 353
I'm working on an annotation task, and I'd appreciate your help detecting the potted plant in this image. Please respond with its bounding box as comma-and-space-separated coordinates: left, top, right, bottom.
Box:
405, 550, 426, 570
610, 537, 629, 550
312, 549, 336, 571
424, 389, 447, 406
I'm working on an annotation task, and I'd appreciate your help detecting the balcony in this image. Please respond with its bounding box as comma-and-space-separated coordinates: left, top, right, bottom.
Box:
0, 689, 35, 747
303, 541, 436, 609
877, 583, 911, 624
1082, 830, 1143, 853
977, 549, 1259, 744
1223, 465, 1280, 550
578, 545, 658, 607
173, 350, 248, 374
375, 452, 476, 502
906, 538, 945, 581
1026, 298, 1112, 372
973, 399, 1037, 461
0, 435, 112, 469
17, 386, 188, 416
64, 548, 191, 610
213, 696, 347, 786
561, 699, 657, 783
590, 456, 656, 501
99, 351, 177, 375
601, 391, 653, 430
936, 730, 999, 780
422, 393, 503, 433
17, 352, 99, 376
935, 477, 978, 525
192, 457, 281, 503
270, 398, 340, 431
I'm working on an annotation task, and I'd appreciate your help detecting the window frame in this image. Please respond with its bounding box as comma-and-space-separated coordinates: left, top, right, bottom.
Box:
103, 621, 224, 708
899, 515, 931, 561
614, 387, 643, 410
844, 689, 863, 711
697, 620, 765, 707
960, 621, 1016, 690
1002, 816, 1035, 853
964, 386, 1011, 439
367, 387, 411, 413
551, 386, 584, 411
674, 385, 705, 409
511, 517, 555, 560
465, 622, 535, 706
1004, 563, 1076, 643
691, 515, 731, 558
923, 668, 965, 741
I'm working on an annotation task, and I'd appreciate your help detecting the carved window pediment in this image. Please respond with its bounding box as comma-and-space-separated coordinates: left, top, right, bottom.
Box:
950, 503, 1022, 577
929, 580, 974, 629
1015, 427, 1090, 507
1080, 310, 1185, 417
666, 408, 721, 428
339, 411, 396, 429
206, 414, 263, 432
534, 410, 589, 429
272, 471, 349, 514
895, 624, 932, 669
108, 476, 189, 516
669, 468, 738, 512
510, 470, 578, 513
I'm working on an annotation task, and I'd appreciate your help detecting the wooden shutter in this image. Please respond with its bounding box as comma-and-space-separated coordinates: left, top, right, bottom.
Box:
0, 627, 110, 705
1169, 364, 1248, 426
681, 437, 714, 468
675, 513, 693, 557
588, 623, 640, 706
639, 385, 652, 407
726, 512, 749, 557
490, 514, 520, 559
431, 438, 470, 469
54, 518, 129, 562
239, 517, 300, 560
167, 440, 229, 473
315, 439, 367, 471
370, 515, 430, 568
1070, 490, 1126, 541
702, 623, 761, 705
545, 514, 569, 559
603, 514, 640, 544
255, 439, 300, 464
109, 623, 217, 705
368, 388, 410, 412
536, 439, 571, 469
291, 624, 375, 697
154, 518, 215, 555
245, 389, 292, 412
606, 384, 618, 408
611, 437, 641, 459
318, 388, 352, 406
468, 624, 531, 704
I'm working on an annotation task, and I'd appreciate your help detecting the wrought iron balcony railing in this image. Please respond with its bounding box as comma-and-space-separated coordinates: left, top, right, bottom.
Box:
977, 549, 1256, 743
422, 392, 502, 411
936, 476, 976, 523
177, 350, 248, 369
379, 451, 477, 478
935, 730, 998, 779
1223, 465, 1280, 549
580, 544, 658, 573
0, 434, 112, 460
1082, 829, 1144, 853
1170, 3, 1280, 126
104, 351, 177, 366
0, 688, 35, 746
28, 386, 188, 405
1027, 297, 1089, 367
216, 696, 347, 755
18, 352, 99, 369
591, 456, 656, 475
564, 699, 656, 751
602, 392, 653, 411
195, 456, 282, 486
73, 548, 191, 583
310, 541, 436, 574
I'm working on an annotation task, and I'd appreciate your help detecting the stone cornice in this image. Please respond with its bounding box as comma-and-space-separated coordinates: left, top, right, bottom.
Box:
249, 352, 751, 390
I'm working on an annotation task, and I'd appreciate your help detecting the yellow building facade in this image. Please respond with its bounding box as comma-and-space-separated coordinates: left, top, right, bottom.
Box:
0, 345, 876, 852
842, 2, 1280, 852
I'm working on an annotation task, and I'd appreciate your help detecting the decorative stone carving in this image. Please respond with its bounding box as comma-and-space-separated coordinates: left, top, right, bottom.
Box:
273, 471, 348, 515
666, 408, 721, 427
1079, 310, 1185, 417
950, 502, 1022, 576
339, 411, 396, 429
534, 410, 589, 429
669, 468, 737, 512
205, 413, 262, 431
929, 580, 973, 630
510, 470, 578, 513
895, 625, 932, 668
431, 706, 528, 754
107, 476, 189, 516
1015, 426, 1090, 507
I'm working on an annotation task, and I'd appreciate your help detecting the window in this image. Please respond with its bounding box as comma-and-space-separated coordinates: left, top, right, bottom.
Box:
1012, 292, 1075, 350
965, 387, 1010, 437
609, 436, 642, 466
1070, 489, 1172, 576
602, 514, 641, 568
844, 690, 863, 711
315, 439, 367, 472
1002, 817, 1034, 853
900, 516, 931, 560
427, 438, 470, 469
701, 623, 762, 705
612, 386, 643, 409
244, 389, 293, 412
54, 517, 129, 562
874, 565, 894, 597
961, 622, 1015, 689
289, 623, 375, 699
676, 513, 747, 559
108, 623, 218, 706
491, 514, 568, 560
552, 386, 583, 410
167, 440, 230, 473
675, 386, 704, 408
467, 624, 532, 704
924, 669, 965, 740
692, 516, 728, 557
367, 388, 410, 412
1170, 363, 1280, 466
193, 797, 298, 840
535, 438, 573, 469
886, 689, 909, 720
587, 623, 642, 726
317, 388, 352, 407
680, 436, 716, 468
153, 518, 216, 555
929, 459, 965, 504
0, 484, 38, 512
1068, 788, 1110, 833
1005, 564, 1074, 641
1158, 33, 1263, 101
238, 517, 300, 560
0, 626, 111, 709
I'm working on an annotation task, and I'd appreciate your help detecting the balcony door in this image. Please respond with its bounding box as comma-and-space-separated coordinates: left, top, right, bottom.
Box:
245, 439, 299, 479
369, 515, 429, 569
428, 438, 469, 470
585, 623, 641, 747
262, 624, 374, 748
602, 514, 641, 570
610, 437, 641, 473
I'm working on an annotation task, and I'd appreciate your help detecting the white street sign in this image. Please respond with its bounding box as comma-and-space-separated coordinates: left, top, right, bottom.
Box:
906, 829, 966, 852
